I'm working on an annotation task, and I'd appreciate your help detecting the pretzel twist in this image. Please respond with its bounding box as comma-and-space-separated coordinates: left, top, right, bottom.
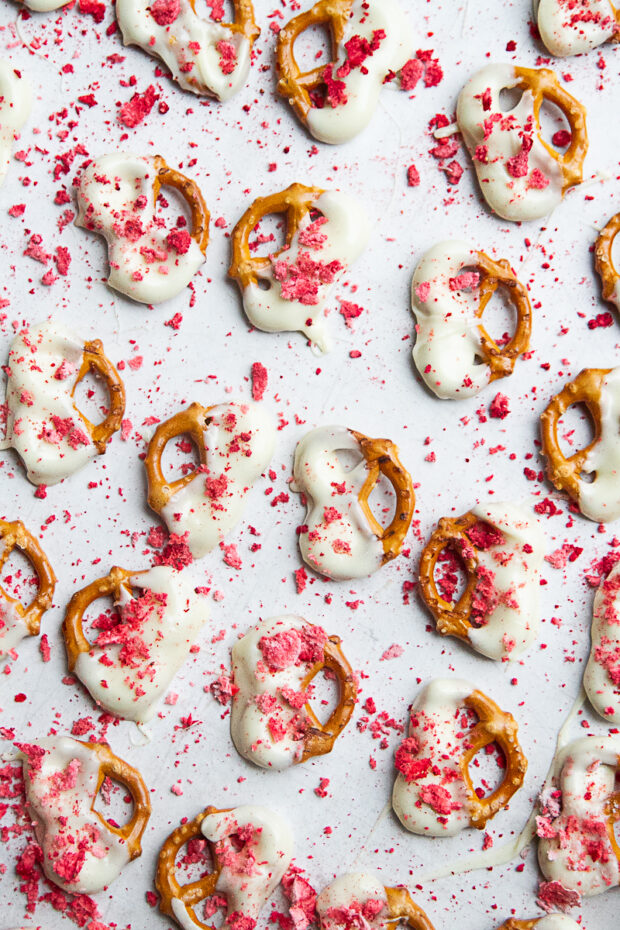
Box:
300, 635, 358, 761
0, 519, 56, 637
85, 740, 151, 858
156, 805, 226, 930
275, 0, 353, 124
595, 212, 620, 306
350, 430, 415, 564
62, 566, 146, 671
418, 511, 480, 643
74, 340, 126, 454
153, 156, 210, 256
229, 183, 325, 289
188, 0, 260, 43
460, 690, 528, 829
497, 922, 536, 930
514, 67, 588, 193
540, 368, 609, 502
474, 251, 532, 380
384, 886, 435, 930
145, 402, 213, 514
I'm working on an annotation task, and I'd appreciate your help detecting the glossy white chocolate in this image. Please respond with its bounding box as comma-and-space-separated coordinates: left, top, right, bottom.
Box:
535, 0, 617, 56
0, 60, 32, 188
532, 918, 582, 930
316, 873, 389, 930
0, 584, 28, 662
584, 561, 620, 722
21, 0, 71, 9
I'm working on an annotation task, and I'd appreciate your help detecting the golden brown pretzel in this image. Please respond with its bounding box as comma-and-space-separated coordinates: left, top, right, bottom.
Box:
144, 402, 213, 515
300, 635, 358, 761
275, 0, 353, 124
496, 922, 537, 930
189, 0, 260, 43
62, 566, 146, 671
540, 368, 609, 504
156, 805, 227, 930
460, 689, 528, 829
474, 251, 532, 380
514, 67, 588, 193
74, 340, 126, 454
154, 156, 210, 256
384, 886, 435, 930
595, 211, 620, 306
607, 786, 620, 863
0, 519, 56, 638
85, 740, 151, 859
228, 182, 325, 290
350, 430, 415, 564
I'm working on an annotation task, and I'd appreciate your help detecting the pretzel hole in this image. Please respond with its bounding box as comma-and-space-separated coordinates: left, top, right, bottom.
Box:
79, 594, 118, 646
556, 402, 596, 462
306, 666, 339, 725
205, 0, 235, 23
161, 432, 201, 482
74, 367, 113, 427
0, 547, 39, 606
498, 86, 524, 113
366, 473, 397, 531
174, 835, 216, 886
249, 213, 287, 264
432, 546, 468, 605
93, 774, 135, 828
293, 23, 333, 74
469, 741, 507, 799
538, 98, 571, 153
156, 184, 195, 237
478, 282, 517, 349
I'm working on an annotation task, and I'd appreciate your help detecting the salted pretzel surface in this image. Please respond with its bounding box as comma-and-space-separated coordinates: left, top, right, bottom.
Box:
75, 339, 126, 453
153, 155, 210, 256
145, 402, 213, 514
384, 886, 435, 930
0, 519, 56, 639
595, 211, 620, 308
473, 251, 532, 380
301, 635, 358, 760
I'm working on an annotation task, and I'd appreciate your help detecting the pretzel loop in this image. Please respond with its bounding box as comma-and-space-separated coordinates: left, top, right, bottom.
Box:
62, 566, 143, 670
606, 789, 620, 862
384, 886, 435, 930
275, 0, 353, 123
145, 403, 213, 514
300, 635, 358, 761
153, 156, 210, 256
474, 251, 532, 380
514, 66, 588, 192
350, 431, 415, 564
497, 922, 536, 930
595, 212, 620, 305
73, 340, 126, 454
540, 368, 609, 501
418, 512, 480, 642
187, 0, 260, 42
460, 690, 528, 829
156, 805, 226, 930
0, 519, 56, 636
88, 741, 151, 858
229, 183, 325, 289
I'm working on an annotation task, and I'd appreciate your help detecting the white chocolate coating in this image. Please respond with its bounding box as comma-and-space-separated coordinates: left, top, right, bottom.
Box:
0, 60, 32, 188
584, 561, 620, 722
578, 367, 620, 522
293, 426, 384, 581
242, 191, 370, 353
316, 873, 389, 930
4, 321, 98, 486
230, 614, 329, 770
411, 240, 498, 399
533, 918, 581, 930
73, 566, 208, 723
392, 678, 476, 836
535, 0, 617, 56
75, 153, 205, 304
537, 735, 620, 897
304, 0, 412, 144
16, 737, 132, 893
159, 401, 276, 558
457, 64, 565, 222
461, 501, 545, 661
171, 806, 293, 930
21, 0, 71, 9
0, 585, 29, 662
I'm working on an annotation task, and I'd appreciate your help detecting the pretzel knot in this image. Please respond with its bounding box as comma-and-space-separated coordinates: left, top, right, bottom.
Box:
155, 805, 226, 930
154, 156, 210, 256
77, 340, 126, 453
301, 635, 357, 760
228, 182, 325, 289
384, 886, 436, 930
473, 251, 532, 380
0, 519, 56, 637
514, 66, 588, 193
595, 212, 620, 307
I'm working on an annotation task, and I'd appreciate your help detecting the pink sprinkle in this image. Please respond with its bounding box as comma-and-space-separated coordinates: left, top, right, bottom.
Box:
221, 541, 242, 570
150, 0, 180, 25
380, 644, 404, 661
119, 85, 158, 128
407, 164, 420, 187
39, 634, 51, 662
251, 362, 268, 401
489, 393, 510, 419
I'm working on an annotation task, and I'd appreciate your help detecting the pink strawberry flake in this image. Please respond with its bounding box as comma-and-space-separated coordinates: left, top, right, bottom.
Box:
150, 0, 180, 25
394, 737, 431, 782
380, 644, 404, 661
489, 392, 510, 419
407, 164, 420, 186
251, 361, 268, 401
419, 783, 462, 815
537, 881, 581, 913
119, 85, 158, 128
79, 0, 105, 22
400, 58, 423, 91
216, 40, 238, 75
166, 228, 191, 254
282, 866, 318, 930
220, 541, 242, 570
153, 532, 193, 570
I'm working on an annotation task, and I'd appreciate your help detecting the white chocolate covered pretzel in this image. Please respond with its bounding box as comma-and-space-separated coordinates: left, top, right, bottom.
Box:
392, 678, 527, 836
535, 0, 619, 57
411, 241, 532, 399
3, 320, 125, 486
145, 401, 276, 558
584, 560, 620, 722
537, 735, 620, 897
19, 0, 71, 9
230, 614, 357, 770
498, 918, 580, 930
317, 874, 435, 930
457, 64, 587, 222
76, 153, 209, 304
116, 0, 259, 101
0, 60, 31, 188
63, 565, 208, 723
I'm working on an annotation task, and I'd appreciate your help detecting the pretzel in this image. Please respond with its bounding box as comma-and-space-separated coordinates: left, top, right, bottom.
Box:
75, 339, 126, 453
316, 874, 435, 930
145, 401, 275, 558
392, 678, 527, 835
156, 804, 293, 930
116, 0, 259, 101
540, 366, 620, 523
17, 736, 150, 893
0, 519, 56, 657
275, 0, 413, 144
584, 559, 620, 723
595, 211, 620, 310
411, 241, 532, 399
294, 426, 415, 581
230, 615, 357, 769
536, 0, 620, 57
0, 61, 32, 188
384, 887, 435, 930
76, 153, 209, 304
418, 502, 544, 660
